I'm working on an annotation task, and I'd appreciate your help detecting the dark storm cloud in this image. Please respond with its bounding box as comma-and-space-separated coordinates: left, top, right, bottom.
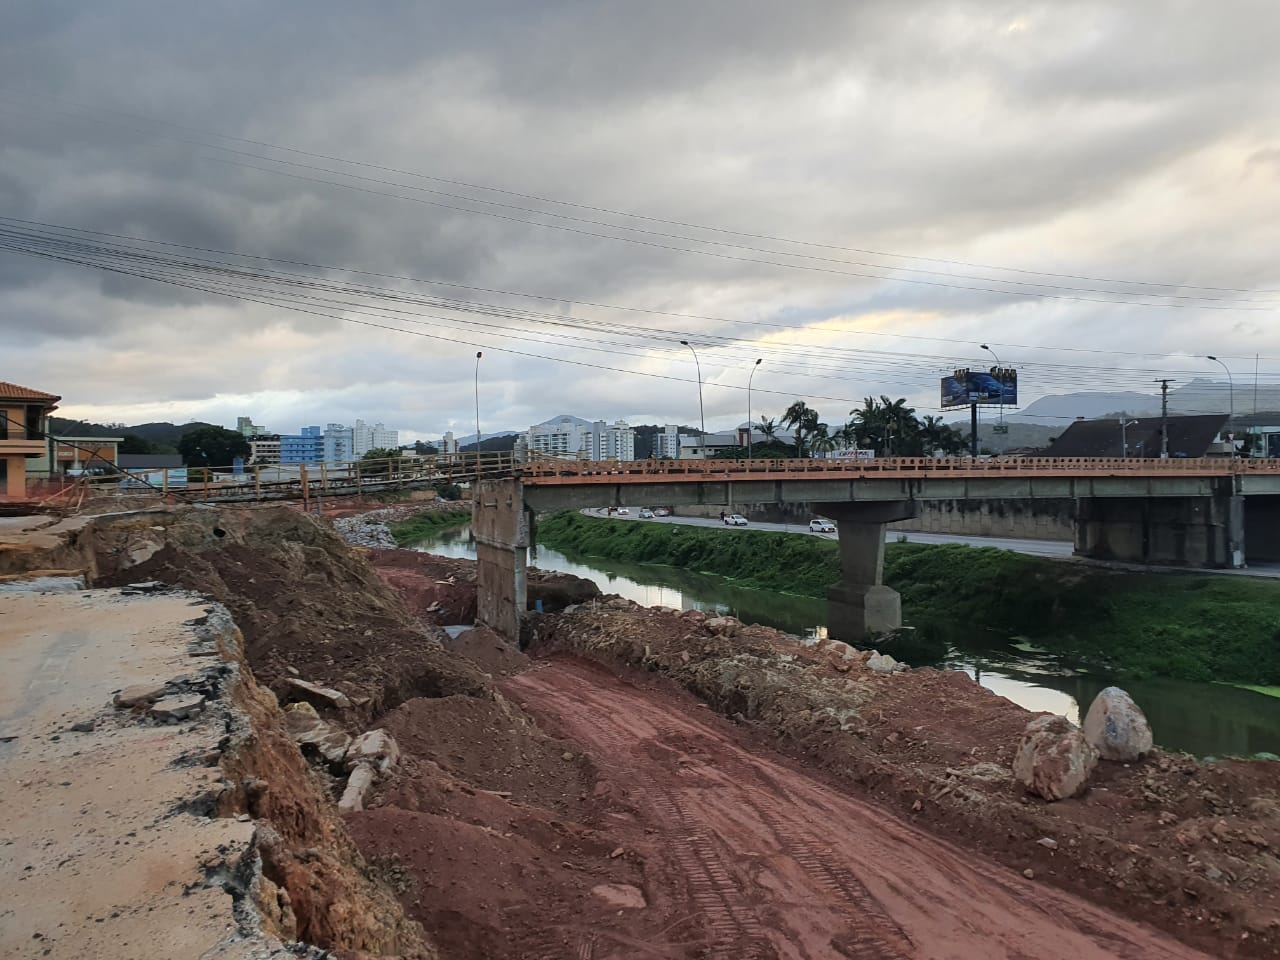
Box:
1, 0, 1278, 430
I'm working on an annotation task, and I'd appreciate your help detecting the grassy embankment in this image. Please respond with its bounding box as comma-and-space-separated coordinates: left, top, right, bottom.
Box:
387, 508, 471, 546
537, 512, 1280, 685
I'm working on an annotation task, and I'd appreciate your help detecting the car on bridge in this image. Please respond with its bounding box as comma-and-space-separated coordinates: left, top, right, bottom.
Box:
724, 513, 748, 526
808, 518, 836, 533
653, 507, 671, 517
638, 508, 654, 519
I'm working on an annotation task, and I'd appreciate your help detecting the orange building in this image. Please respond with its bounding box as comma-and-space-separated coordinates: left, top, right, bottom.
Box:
0, 381, 61, 499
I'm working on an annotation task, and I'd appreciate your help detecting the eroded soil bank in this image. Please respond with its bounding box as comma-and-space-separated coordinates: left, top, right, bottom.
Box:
17, 503, 1276, 959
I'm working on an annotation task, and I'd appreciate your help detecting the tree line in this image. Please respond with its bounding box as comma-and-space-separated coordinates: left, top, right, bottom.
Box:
754, 396, 969, 458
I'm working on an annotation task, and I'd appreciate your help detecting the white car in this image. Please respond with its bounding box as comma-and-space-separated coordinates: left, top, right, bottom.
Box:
616, 507, 629, 516
638, 508, 654, 519
724, 514, 748, 526
809, 518, 836, 533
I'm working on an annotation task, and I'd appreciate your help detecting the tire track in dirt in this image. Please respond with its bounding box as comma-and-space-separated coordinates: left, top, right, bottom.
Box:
505, 658, 1218, 960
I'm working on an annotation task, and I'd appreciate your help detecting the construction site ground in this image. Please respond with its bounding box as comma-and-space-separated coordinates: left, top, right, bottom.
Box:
2, 501, 1278, 959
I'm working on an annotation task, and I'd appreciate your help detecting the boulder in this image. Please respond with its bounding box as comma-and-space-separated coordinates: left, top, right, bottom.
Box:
865, 653, 901, 675
1083, 687, 1153, 762
705, 616, 740, 636
1013, 715, 1098, 801
346, 729, 399, 773
590, 883, 647, 909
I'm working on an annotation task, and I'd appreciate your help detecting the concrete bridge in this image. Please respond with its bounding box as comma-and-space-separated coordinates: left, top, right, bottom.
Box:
474, 456, 1280, 643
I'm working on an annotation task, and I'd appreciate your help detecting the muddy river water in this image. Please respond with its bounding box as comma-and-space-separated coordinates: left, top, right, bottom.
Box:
416, 524, 1280, 759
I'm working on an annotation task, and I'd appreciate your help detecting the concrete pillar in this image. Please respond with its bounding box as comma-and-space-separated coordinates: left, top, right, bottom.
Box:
817, 500, 917, 643
1074, 481, 1244, 569
472, 478, 529, 642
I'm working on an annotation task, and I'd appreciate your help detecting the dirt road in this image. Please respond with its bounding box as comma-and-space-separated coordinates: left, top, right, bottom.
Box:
505, 657, 1214, 960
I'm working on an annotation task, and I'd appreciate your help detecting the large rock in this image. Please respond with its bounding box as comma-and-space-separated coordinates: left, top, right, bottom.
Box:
1083, 687, 1153, 762
865, 652, 905, 675
338, 761, 377, 814
285, 677, 352, 710
1013, 715, 1098, 801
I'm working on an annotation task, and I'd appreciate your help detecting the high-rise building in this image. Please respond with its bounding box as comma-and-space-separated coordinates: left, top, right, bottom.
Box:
279, 426, 323, 463
526, 417, 636, 460
652, 424, 685, 458
323, 423, 354, 463
441, 431, 459, 455
236, 416, 268, 437
352, 419, 398, 457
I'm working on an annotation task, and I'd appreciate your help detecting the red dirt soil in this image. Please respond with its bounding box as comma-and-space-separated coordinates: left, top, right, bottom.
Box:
489, 655, 1216, 960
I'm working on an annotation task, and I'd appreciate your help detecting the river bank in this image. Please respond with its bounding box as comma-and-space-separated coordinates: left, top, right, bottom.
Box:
537, 512, 1280, 687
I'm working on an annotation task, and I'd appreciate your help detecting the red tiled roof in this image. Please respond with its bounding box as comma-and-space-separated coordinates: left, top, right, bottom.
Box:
0, 381, 61, 403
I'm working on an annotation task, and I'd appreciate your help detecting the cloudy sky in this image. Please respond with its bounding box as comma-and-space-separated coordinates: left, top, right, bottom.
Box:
3, 0, 1279, 441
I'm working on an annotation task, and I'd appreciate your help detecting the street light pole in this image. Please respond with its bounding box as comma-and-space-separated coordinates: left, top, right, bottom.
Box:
679, 340, 706, 453
747, 358, 762, 461
474, 351, 482, 467
1206, 355, 1235, 456
1120, 416, 1138, 458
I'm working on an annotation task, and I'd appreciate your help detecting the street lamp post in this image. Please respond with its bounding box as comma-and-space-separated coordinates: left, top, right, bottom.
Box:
679, 340, 706, 453
1206, 355, 1235, 456
747, 358, 762, 461
474, 351, 482, 468
1120, 417, 1138, 457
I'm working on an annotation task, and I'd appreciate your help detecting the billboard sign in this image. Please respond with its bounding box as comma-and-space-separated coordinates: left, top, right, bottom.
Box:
940, 367, 1017, 409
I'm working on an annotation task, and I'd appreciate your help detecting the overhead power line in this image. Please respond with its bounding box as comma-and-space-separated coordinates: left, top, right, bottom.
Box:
5, 92, 1278, 298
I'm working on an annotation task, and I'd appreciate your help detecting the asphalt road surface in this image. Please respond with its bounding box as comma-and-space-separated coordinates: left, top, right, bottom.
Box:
585, 507, 1280, 577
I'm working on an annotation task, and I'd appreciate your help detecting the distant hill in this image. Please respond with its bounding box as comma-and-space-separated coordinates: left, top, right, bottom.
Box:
1013, 391, 1160, 424
48, 417, 216, 455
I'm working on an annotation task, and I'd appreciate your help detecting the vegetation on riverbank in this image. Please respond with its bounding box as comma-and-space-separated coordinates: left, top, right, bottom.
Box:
388, 508, 471, 546
536, 512, 1280, 684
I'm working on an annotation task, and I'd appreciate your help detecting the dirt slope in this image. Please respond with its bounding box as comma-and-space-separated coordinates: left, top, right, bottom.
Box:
501, 656, 1212, 960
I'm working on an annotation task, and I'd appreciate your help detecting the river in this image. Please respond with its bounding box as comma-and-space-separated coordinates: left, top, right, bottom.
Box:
415, 523, 1280, 759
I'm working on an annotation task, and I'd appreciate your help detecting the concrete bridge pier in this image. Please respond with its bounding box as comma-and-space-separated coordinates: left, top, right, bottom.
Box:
473, 479, 530, 642
1074, 478, 1245, 568
818, 500, 917, 643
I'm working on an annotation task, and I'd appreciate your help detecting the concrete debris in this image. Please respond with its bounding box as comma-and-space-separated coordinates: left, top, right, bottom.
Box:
346, 729, 399, 774
590, 883, 647, 909
149, 694, 206, 722
1083, 686, 1154, 762
284, 702, 353, 765
1013, 715, 1099, 801
338, 761, 377, 814
285, 677, 352, 710
1037, 837, 1060, 850
113, 682, 170, 708
705, 616, 740, 636
69, 719, 96, 733
332, 514, 397, 548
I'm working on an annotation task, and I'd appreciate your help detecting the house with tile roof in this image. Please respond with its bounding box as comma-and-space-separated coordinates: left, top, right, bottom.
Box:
0, 381, 62, 499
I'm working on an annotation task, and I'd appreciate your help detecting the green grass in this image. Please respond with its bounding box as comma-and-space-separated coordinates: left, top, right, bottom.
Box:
536, 512, 1280, 685
387, 508, 471, 546
1231, 684, 1280, 700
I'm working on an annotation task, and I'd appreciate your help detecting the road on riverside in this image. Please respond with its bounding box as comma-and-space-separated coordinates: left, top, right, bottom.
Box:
584, 507, 1280, 577
504, 657, 1214, 960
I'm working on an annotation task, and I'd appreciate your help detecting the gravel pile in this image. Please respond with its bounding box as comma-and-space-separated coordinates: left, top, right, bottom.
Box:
333, 513, 398, 548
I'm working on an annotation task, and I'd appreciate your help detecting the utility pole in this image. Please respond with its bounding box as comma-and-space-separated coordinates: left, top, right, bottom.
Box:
1154, 379, 1175, 458
970, 400, 979, 457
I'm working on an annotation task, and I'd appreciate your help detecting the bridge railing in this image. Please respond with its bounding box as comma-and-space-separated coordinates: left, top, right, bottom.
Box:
76, 451, 519, 502
518, 455, 1280, 482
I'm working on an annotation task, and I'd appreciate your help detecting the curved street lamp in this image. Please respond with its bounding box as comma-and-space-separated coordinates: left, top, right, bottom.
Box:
679, 340, 706, 450
747, 358, 762, 461
1207, 355, 1235, 456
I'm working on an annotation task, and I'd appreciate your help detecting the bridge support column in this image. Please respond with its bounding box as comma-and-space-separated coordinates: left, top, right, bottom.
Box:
818, 500, 917, 643
1074, 479, 1244, 568
473, 478, 529, 642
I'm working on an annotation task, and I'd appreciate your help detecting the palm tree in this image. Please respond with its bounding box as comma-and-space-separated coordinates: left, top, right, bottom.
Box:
756, 416, 778, 442
810, 424, 837, 456
781, 401, 821, 458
